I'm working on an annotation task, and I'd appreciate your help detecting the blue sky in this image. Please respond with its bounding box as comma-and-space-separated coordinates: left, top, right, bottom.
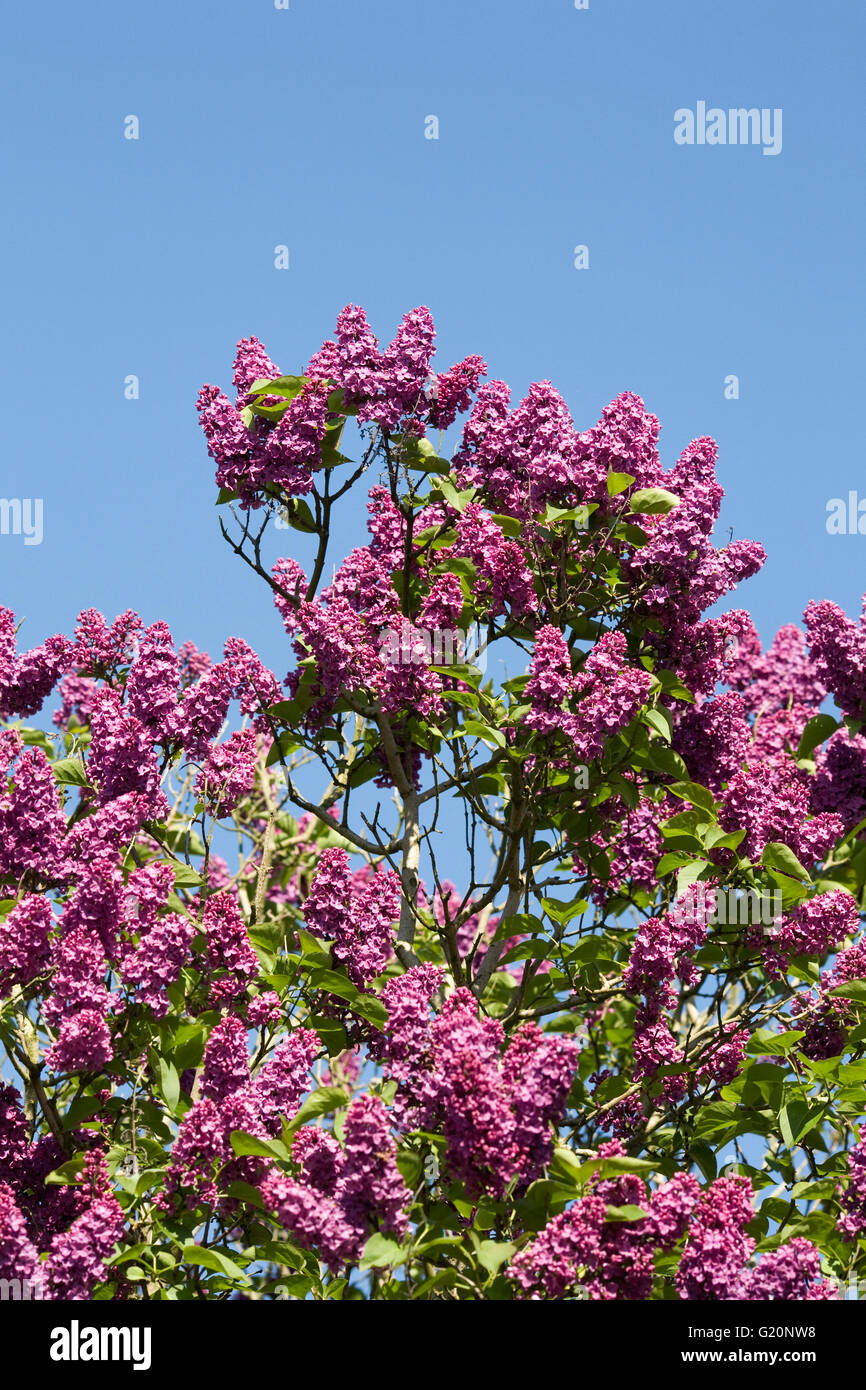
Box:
1, 0, 863, 685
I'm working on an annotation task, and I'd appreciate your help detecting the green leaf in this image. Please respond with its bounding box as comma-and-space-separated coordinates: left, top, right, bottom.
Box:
676, 859, 711, 895
797, 713, 839, 760
157, 1056, 181, 1114
694, 1101, 739, 1137
443, 689, 480, 710
283, 1086, 348, 1135
779, 1101, 824, 1150
605, 1204, 649, 1223
687, 1140, 717, 1184
540, 896, 587, 926
398, 435, 448, 473
433, 477, 476, 512
461, 719, 506, 749
51, 757, 90, 787
229, 1131, 291, 1162
643, 743, 689, 780
359, 1233, 407, 1269
655, 851, 691, 877
172, 863, 203, 889
667, 781, 717, 815
549, 1146, 588, 1186
607, 471, 635, 497
644, 707, 673, 743
265, 728, 301, 767
247, 374, 307, 399
310, 968, 388, 1027
115, 1167, 167, 1198
107, 1243, 151, 1268
296, 928, 331, 967
828, 980, 866, 1004
477, 1240, 517, 1276
629, 487, 680, 515
45, 1156, 87, 1185
395, 1149, 422, 1188
226, 1181, 266, 1211
309, 1014, 349, 1056
278, 498, 317, 533
654, 669, 695, 702
760, 841, 810, 882
703, 825, 745, 852
181, 1244, 252, 1285
745, 1028, 805, 1055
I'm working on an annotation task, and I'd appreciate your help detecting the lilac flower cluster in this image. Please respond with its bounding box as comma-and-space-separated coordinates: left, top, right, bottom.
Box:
804, 597, 866, 720
508, 1147, 700, 1300
197, 308, 488, 510
162, 1026, 319, 1209
0, 608, 73, 721
622, 886, 715, 1103
45, 1152, 125, 1300
196, 727, 259, 816
120, 912, 196, 1019
373, 984, 578, 1197
0, 738, 68, 882
838, 1129, 866, 1241
201, 892, 261, 1005
261, 1093, 410, 1269
0, 895, 53, 995
197, 377, 330, 510
676, 1175, 835, 1300
303, 847, 401, 988
719, 756, 842, 867
524, 625, 652, 761
762, 889, 859, 976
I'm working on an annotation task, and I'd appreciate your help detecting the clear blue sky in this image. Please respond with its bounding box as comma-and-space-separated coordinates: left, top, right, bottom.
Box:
1, 0, 863, 683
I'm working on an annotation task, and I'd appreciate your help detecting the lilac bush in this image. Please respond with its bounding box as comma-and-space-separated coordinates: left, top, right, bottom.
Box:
0, 305, 865, 1300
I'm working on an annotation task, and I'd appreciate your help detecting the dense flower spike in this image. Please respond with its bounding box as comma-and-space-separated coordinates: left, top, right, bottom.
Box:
0, 741, 68, 881
120, 912, 195, 1018
45, 1010, 113, 1074
675, 1176, 755, 1300
162, 1098, 229, 1209
260, 1093, 410, 1270
45, 1153, 124, 1299
233, 335, 281, 399
125, 620, 180, 737
508, 1195, 607, 1298
88, 688, 169, 818
0, 1182, 42, 1292
72, 608, 142, 674
0, 625, 73, 721
0, 895, 53, 994
251, 1028, 319, 1134
201, 892, 260, 1004
338, 1094, 411, 1236
838, 1130, 866, 1242
303, 848, 400, 987
196, 726, 259, 815
502, 1023, 579, 1183
804, 598, 866, 720
744, 1239, 838, 1300
427, 354, 487, 431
